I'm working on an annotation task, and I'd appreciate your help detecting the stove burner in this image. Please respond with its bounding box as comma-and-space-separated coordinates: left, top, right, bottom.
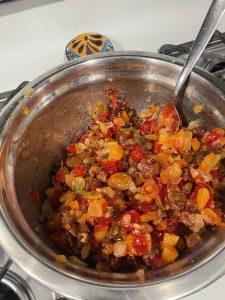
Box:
159, 30, 225, 80
0, 271, 34, 300
0, 283, 20, 300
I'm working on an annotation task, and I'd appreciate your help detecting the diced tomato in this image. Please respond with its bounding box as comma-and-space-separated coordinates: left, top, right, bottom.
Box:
161, 103, 174, 118
154, 142, 163, 153
31, 192, 40, 202
72, 164, 86, 177
101, 160, 122, 175
211, 169, 223, 180
55, 169, 65, 182
161, 103, 179, 132
119, 210, 141, 232
204, 131, 221, 147
97, 112, 109, 121
67, 144, 76, 154
130, 146, 146, 161
139, 119, 157, 134
94, 217, 112, 226
134, 233, 148, 256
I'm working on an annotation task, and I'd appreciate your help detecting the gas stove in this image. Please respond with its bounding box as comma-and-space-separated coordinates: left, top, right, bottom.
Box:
1, 31, 225, 300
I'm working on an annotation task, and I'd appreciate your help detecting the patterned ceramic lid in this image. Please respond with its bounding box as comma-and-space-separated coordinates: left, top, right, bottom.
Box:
65, 32, 114, 61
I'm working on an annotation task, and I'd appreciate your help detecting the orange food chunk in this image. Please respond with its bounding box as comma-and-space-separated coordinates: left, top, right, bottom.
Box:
201, 208, 224, 227
193, 104, 203, 114
196, 188, 210, 210
65, 173, 76, 188
199, 153, 221, 173
140, 211, 158, 222
191, 138, 201, 151
88, 198, 106, 217
174, 129, 192, 153
94, 225, 108, 242
107, 141, 124, 161
161, 233, 179, 249
108, 173, 133, 190
161, 247, 178, 264
160, 162, 182, 185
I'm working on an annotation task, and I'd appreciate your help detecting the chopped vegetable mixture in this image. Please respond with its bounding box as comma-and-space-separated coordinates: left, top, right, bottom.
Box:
39, 87, 225, 272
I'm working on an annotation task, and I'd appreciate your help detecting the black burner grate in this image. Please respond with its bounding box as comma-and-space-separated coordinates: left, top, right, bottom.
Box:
159, 30, 225, 80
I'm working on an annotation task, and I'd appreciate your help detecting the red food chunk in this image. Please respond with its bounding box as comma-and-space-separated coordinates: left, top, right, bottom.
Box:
72, 164, 86, 177
94, 217, 112, 226
55, 169, 65, 182
130, 146, 146, 162
154, 142, 163, 153
101, 160, 122, 175
119, 210, 141, 232
67, 144, 76, 154
205, 131, 221, 147
134, 233, 148, 256
140, 119, 157, 134
97, 112, 109, 121
31, 192, 40, 202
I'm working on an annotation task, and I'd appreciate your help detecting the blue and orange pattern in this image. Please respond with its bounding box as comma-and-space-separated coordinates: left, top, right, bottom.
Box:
65, 32, 114, 61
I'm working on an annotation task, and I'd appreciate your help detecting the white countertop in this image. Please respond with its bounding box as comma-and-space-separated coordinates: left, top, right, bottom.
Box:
0, 0, 225, 298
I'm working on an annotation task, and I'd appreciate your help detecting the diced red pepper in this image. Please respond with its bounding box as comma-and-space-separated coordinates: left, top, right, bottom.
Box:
101, 160, 122, 175
31, 192, 40, 202
134, 233, 148, 256
67, 144, 76, 154
94, 217, 112, 226
119, 210, 141, 232
161, 103, 174, 118
130, 146, 146, 161
204, 131, 221, 147
55, 169, 65, 182
154, 142, 163, 153
139, 119, 157, 134
72, 164, 86, 177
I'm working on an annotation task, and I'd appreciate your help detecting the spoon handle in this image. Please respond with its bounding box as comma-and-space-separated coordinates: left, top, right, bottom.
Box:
174, 0, 225, 99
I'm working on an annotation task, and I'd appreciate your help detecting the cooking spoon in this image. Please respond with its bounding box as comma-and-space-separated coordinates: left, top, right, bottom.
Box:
174, 0, 225, 126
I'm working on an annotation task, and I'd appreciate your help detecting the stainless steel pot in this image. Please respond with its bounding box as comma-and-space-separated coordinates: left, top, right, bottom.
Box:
1, 51, 225, 300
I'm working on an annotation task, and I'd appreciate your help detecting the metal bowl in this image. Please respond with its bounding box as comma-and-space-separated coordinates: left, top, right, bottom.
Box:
1, 52, 225, 299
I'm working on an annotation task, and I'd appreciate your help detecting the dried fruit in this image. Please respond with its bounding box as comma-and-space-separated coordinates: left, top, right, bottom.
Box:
108, 173, 133, 190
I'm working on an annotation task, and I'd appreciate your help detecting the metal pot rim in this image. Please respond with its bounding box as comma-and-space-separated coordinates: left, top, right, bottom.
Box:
0, 51, 225, 299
